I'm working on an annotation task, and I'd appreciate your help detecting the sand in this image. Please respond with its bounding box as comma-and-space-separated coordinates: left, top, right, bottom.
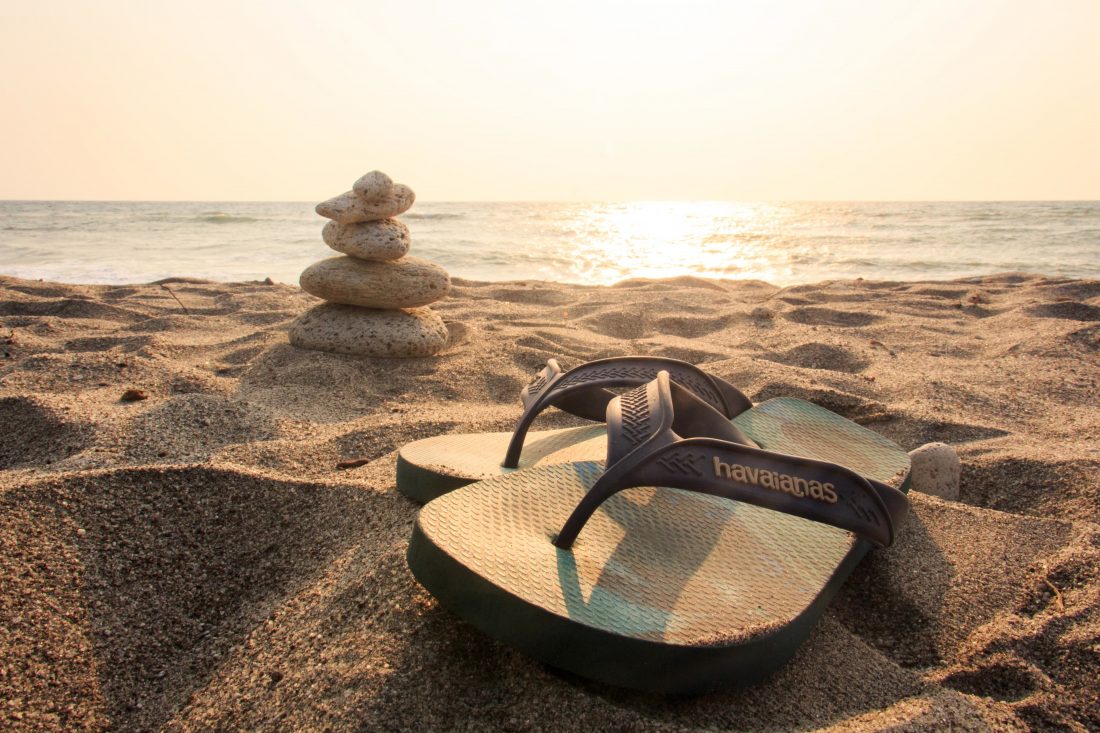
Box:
0, 272, 1098, 731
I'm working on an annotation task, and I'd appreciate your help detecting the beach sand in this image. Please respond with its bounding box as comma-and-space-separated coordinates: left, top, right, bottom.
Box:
1, 272, 1098, 731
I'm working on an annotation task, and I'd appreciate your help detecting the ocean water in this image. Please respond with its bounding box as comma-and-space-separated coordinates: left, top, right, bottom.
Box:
1, 200, 1098, 286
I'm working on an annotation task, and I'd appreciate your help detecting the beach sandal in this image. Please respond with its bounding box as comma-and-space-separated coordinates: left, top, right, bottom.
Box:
407, 371, 910, 693
397, 356, 753, 502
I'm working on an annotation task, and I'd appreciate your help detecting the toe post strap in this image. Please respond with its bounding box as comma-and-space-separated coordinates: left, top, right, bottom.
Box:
503, 357, 753, 469
554, 371, 909, 550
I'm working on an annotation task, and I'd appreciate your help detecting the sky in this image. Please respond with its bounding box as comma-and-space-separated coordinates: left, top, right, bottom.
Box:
2, 0, 1098, 201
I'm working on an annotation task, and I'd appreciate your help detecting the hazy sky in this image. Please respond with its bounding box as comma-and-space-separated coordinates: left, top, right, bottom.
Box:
2, 0, 1098, 201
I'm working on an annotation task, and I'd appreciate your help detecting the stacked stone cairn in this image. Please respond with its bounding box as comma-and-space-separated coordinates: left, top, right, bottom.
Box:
289, 171, 450, 357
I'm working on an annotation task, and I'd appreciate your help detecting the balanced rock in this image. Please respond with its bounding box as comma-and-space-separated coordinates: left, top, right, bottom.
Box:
299, 255, 449, 309
315, 184, 415, 224
907, 442, 961, 501
289, 303, 448, 358
322, 219, 410, 261
353, 170, 393, 200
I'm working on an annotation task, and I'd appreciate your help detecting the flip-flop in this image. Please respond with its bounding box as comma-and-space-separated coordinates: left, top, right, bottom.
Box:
396, 356, 753, 503
407, 371, 910, 693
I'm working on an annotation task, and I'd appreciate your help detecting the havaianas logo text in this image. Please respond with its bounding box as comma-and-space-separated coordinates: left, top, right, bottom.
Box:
713, 457, 838, 504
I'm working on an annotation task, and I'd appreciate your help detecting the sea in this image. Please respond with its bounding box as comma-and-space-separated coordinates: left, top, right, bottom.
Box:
1, 201, 1098, 286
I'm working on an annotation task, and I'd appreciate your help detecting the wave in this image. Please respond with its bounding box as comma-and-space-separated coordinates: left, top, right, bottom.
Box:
403, 212, 466, 220
1, 224, 86, 232
702, 232, 771, 244
128, 212, 263, 224
198, 212, 260, 224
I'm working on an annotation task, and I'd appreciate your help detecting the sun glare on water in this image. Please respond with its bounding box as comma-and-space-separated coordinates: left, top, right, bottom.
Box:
556, 202, 795, 285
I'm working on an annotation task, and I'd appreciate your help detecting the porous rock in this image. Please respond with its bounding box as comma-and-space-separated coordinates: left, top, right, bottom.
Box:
907, 442, 961, 500
289, 303, 448, 358
352, 170, 394, 201
315, 184, 415, 224
322, 219, 410, 262
299, 255, 450, 309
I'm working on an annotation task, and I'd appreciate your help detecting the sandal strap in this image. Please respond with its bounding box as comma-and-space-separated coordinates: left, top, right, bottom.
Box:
554, 372, 909, 549
503, 357, 753, 468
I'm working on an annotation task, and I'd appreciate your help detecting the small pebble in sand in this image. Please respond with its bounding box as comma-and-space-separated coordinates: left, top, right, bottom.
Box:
120, 389, 149, 402
908, 442, 961, 500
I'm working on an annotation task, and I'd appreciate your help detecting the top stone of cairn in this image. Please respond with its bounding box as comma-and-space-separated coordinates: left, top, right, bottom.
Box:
315, 170, 415, 224
353, 170, 394, 200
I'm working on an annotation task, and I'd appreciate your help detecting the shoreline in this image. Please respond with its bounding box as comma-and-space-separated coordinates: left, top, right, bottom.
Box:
0, 268, 1091, 294
1, 272, 1098, 730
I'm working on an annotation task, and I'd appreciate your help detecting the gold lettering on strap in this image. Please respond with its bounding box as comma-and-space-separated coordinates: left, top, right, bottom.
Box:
713, 457, 838, 504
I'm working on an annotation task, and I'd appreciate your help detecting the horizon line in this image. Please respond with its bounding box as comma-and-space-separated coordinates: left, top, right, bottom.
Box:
3, 198, 1100, 205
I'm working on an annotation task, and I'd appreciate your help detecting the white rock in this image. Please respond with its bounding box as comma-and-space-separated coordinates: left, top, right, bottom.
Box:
315, 184, 415, 223
322, 219, 410, 261
289, 303, 448, 358
299, 255, 450, 309
907, 442, 961, 500
352, 170, 394, 201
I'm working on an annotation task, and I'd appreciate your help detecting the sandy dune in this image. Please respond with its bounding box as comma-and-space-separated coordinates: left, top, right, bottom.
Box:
1, 272, 1098, 731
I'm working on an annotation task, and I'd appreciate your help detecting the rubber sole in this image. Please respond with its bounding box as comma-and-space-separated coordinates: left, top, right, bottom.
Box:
396, 453, 478, 504
408, 520, 877, 694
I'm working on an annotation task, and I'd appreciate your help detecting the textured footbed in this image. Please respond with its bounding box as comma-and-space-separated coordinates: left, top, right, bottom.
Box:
409, 397, 911, 691
397, 425, 608, 502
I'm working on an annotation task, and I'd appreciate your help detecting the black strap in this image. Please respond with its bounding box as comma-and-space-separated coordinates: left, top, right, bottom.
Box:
553, 372, 909, 549
502, 357, 753, 468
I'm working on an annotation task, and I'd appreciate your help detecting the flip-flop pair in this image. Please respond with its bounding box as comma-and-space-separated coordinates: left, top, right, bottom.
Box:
399, 357, 911, 694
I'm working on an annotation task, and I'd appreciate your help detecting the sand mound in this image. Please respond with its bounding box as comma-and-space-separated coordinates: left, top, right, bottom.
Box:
783, 306, 883, 327
0, 464, 379, 731
763, 342, 871, 373
2, 272, 1099, 730
1026, 301, 1100, 321
123, 394, 278, 462
0, 395, 89, 469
